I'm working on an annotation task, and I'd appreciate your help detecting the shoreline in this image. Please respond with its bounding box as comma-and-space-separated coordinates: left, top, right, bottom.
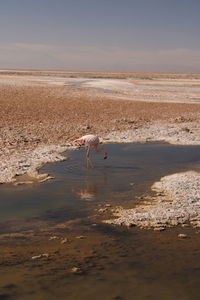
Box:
1, 120, 199, 184
1, 122, 200, 230
104, 170, 200, 230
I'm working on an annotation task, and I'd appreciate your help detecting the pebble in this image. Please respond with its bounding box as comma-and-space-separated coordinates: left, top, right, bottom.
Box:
39, 176, 54, 183
178, 233, 187, 239
69, 267, 83, 275
61, 238, 69, 244
76, 236, 86, 239
13, 181, 34, 185
32, 255, 42, 260
49, 236, 59, 240
98, 208, 108, 213
81, 125, 91, 130
31, 253, 49, 260
154, 227, 165, 231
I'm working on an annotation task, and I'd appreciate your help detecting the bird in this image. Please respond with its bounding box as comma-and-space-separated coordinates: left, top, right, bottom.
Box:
73, 134, 108, 166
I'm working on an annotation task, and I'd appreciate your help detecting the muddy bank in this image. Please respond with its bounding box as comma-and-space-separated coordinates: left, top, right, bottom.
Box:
103, 123, 200, 230
105, 171, 200, 230
0, 144, 73, 184
104, 122, 200, 230
2, 214, 200, 300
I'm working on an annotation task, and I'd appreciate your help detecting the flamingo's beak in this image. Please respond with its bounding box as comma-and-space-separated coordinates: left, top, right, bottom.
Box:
104, 152, 108, 159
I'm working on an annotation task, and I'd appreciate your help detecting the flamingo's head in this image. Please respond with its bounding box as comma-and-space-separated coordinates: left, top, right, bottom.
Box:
104, 152, 108, 159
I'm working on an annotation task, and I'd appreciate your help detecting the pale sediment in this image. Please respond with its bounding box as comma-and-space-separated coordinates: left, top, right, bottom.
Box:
0, 144, 73, 184
105, 121, 200, 145
104, 171, 200, 229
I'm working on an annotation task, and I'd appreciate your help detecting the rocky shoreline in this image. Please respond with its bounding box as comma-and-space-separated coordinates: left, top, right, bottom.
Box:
103, 122, 200, 230
0, 144, 71, 184
104, 171, 200, 230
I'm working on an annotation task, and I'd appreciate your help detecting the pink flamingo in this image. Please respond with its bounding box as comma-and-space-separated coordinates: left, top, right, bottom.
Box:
73, 134, 108, 166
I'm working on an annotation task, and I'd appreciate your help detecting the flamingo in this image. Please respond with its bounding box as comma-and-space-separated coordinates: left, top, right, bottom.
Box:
73, 134, 108, 166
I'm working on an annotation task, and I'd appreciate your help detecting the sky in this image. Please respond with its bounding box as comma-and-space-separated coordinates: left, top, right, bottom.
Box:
0, 0, 200, 72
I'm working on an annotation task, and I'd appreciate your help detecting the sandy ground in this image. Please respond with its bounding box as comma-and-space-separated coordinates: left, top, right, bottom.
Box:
0, 70, 200, 228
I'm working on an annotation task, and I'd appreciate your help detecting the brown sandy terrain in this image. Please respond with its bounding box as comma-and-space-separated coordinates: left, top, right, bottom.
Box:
1, 84, 200, 145
1, 72, 200, 144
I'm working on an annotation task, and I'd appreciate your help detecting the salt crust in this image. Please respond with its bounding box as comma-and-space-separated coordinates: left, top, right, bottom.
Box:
0, 144, 74, 184
105, 171, 200, 229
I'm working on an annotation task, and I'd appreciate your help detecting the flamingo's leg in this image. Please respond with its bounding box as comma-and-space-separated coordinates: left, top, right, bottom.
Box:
86, 145, 90, 159
86, 146, 93, 168
87, 158, 93, 168
93, 144, 98, 152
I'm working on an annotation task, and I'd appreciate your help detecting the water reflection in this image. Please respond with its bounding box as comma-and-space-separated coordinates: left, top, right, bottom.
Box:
75, 184, 98, 201
74, 175, 108, 201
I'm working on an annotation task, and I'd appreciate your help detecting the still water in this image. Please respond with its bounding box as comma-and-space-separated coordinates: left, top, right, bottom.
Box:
1, 142, 200, 222
0, 143, 200, 300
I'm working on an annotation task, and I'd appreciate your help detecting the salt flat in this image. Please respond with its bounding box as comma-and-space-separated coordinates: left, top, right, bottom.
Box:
1, 71, 200, 103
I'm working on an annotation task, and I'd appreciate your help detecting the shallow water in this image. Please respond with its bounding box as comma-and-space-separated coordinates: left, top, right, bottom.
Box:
1, 142, 200, 300
64, 79, 120, 95
1, 142, 200, 223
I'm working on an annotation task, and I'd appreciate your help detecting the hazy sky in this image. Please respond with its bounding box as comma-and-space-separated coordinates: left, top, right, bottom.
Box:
0, 0, 200, 72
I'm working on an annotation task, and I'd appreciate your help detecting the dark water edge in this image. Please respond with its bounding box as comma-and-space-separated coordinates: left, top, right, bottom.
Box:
0, 142, 200, 300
